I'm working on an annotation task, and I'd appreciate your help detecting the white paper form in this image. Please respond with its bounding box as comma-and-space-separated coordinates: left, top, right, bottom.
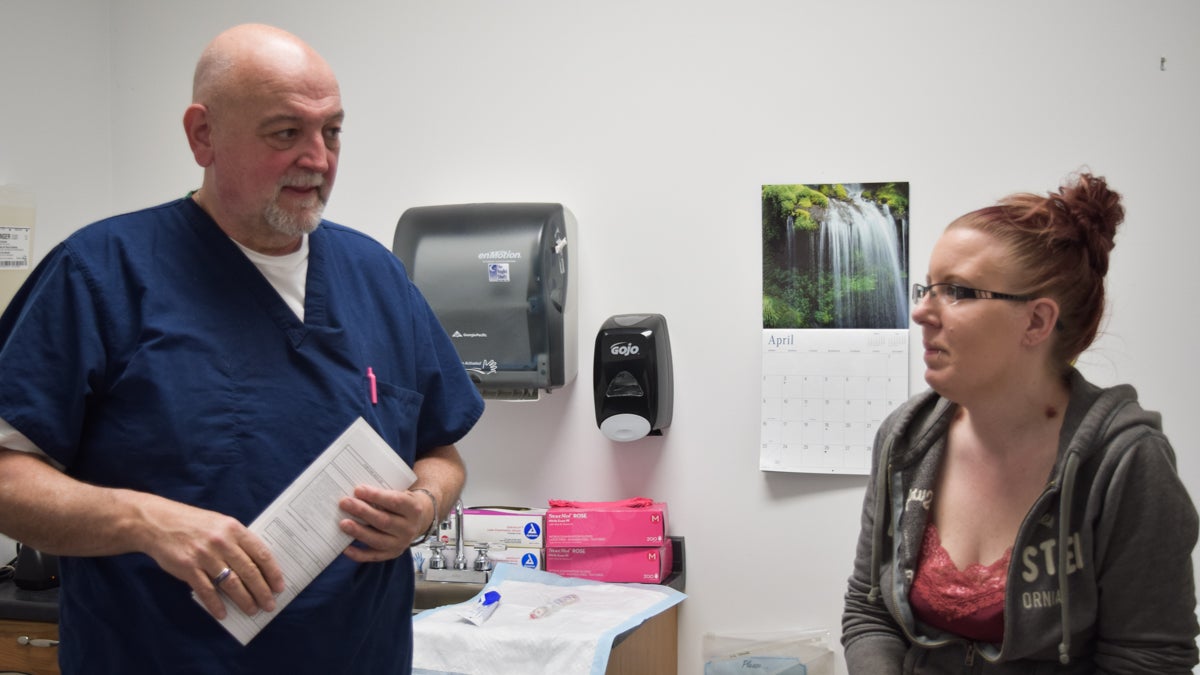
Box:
205, 417, 417, 644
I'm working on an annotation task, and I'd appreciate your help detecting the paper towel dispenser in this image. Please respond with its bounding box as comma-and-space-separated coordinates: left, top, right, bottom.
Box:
392, 203, 577, 400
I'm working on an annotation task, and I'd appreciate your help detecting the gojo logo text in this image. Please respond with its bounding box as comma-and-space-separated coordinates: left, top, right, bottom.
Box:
610, 342, 640, 357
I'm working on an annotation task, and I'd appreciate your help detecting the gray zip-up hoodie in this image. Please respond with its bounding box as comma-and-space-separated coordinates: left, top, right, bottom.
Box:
842, 369, 1199, 674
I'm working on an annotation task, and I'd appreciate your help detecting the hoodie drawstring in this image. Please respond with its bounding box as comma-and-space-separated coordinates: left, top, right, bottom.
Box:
1056, 450, 1081, 665
868, 438, 893, 604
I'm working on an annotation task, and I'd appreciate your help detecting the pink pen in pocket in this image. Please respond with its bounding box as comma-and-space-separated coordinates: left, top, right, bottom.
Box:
367, 367, 378, 404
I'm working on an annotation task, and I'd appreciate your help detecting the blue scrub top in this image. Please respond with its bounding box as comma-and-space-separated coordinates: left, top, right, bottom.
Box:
0, 198, 484, 674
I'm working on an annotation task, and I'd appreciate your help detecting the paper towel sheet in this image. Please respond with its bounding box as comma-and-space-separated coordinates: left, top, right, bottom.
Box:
413, 563, 685, 675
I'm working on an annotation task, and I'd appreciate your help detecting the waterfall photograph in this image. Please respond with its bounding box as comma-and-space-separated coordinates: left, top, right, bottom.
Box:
762, 182, 909, 329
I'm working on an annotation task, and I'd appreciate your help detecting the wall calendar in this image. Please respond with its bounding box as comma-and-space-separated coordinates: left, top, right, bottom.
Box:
761, 182, 911, 474
760, 329, 908, 474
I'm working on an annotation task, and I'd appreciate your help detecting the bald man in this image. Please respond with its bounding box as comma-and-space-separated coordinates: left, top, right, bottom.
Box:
0, 24, 482, 673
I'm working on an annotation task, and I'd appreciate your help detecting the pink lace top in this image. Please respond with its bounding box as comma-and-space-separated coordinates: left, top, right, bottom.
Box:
909, 523, 1009, 644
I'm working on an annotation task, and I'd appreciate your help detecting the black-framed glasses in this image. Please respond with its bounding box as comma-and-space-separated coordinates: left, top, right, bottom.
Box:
912, 282, 1034, 306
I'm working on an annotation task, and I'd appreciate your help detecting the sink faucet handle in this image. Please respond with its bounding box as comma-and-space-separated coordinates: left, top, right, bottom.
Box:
428, 540, 447, 570
473, 542, 493, 572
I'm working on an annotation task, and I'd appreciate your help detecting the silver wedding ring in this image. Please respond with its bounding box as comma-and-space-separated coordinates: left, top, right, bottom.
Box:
212, 567, 233, 585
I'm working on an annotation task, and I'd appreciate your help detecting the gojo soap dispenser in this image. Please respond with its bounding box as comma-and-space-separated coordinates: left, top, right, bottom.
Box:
593, 314, 673, 442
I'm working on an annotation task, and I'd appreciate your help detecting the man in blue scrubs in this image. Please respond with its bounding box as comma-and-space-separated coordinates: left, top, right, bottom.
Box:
0, 24, 484, 673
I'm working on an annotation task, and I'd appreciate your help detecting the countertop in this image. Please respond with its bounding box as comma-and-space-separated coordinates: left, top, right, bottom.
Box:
0, 580, 58, 623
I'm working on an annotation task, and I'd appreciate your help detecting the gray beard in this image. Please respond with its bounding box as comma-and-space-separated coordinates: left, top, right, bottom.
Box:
264, 195, 324, 237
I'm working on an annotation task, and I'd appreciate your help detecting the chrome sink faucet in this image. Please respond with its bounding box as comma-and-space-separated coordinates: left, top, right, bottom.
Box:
422, 498, 492, 584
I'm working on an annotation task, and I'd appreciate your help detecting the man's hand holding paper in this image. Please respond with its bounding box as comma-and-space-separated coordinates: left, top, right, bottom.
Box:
139, 494, 286, 621
200, 417, 418, 645
338, 484, 430, 563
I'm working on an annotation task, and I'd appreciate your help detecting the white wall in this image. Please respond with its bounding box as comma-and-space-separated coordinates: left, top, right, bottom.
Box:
5, 1, 1200, 672
0, 1, 113, 563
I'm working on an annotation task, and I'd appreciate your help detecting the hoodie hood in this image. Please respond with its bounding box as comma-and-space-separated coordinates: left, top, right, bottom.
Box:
1056, 369, 1161, 468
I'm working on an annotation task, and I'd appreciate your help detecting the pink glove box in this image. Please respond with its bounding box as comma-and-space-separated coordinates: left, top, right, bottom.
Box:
545, 500, 667, 547
545, 543, 673, 583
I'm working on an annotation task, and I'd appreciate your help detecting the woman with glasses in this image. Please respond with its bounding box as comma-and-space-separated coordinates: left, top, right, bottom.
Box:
842, 173, 1198, 673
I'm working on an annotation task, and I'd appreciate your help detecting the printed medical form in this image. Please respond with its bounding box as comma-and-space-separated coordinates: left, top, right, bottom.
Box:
202, 417, 417, 644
